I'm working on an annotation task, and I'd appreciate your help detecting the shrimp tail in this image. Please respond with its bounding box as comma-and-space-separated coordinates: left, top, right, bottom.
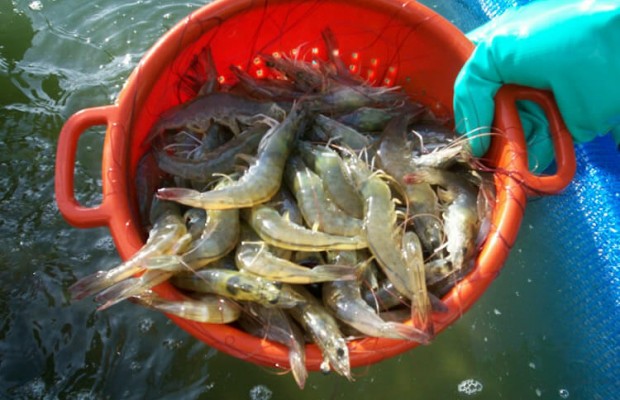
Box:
69, 267, 133, 301
289, 342, 308, 389
95, 271, 172, 310
156, 187, 202, 206
387, 321, 432, 344
95, 279, 142, 310
69, 270, 112, 300
410, 310, 435, 339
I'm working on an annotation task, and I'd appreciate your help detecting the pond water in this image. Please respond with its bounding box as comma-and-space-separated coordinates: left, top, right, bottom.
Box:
0, 0, 617, 398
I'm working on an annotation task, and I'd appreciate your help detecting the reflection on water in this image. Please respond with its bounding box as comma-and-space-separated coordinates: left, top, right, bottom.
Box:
0, 0, 617, 398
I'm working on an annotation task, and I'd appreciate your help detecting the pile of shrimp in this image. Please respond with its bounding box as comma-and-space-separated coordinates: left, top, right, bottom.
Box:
68, 28, 495, 388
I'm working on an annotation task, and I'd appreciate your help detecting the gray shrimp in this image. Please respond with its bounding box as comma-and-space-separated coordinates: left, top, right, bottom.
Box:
131, 290, 240, 324
243, 205, 367, 251
297, 142, 364, 219
288, 286, 352, 381
157, 104, 307, 209
343, 155, 416, 299
323, 279, 430, 343
146, 92, 286, 141
171, 269, 306, 308
154, 121, 270, 183
284, 154, 364, 237
239, 303, 307, 389
376, 112, 443, 252
68, 199, 191, 300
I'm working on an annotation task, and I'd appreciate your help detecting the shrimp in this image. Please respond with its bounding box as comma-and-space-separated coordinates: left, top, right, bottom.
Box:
362, 267, 448, 313
404, 168, 479, 276
183, 208, 207, 241
229, 64, 303, 101
337, 106, 395, 132
288, 286, 352, 381
376, 112, 443, 252
171, 269, 305, 308
323, 279, 430, 343
68, 199, 190, 300
320, 27, 364, 86
180, 177, 241, 268
408, 121, 457, 153
239, 303, 307, 389
308, 82, 408, 114
270, 186, 304, 226
325, 249, 379, 290
146, 92, 286, 141
178, 45, 220, 97
93, 178, 241, 308
409, 137, 472, 169
312, 114, 372, 151
401, 231, 434, 337
344, 155, 417, 300
188, 124, 235, 160
362, 276, 408, 312
261, 53, 325, 93
297, 142, 364, 219
130, 290, 240, 324
157, 104, 307, 210
154, 120, 271, 183
243, 205, 367, 251
474, 171, 496, 247
284, 155, 364, 237
236, 241, 357, 284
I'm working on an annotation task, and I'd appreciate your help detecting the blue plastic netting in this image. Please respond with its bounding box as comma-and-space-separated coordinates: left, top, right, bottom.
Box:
421, 0, 620, 397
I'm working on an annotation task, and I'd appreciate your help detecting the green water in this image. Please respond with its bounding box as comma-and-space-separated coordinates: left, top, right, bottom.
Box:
0, 1, 595, 398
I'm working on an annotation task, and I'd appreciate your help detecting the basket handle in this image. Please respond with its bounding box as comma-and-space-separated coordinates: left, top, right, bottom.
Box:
55, 106, 117, 228
490, 84, 576, 194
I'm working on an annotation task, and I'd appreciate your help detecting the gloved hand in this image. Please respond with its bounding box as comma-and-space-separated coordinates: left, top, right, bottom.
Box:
453, 0, 620, 172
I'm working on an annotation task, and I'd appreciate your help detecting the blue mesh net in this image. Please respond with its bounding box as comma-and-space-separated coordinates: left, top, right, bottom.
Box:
419, 0, 620, 397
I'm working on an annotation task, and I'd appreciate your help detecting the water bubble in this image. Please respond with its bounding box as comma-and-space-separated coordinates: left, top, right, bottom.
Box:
138, 317, 154, 333
162, 338, 183, 350
94, 236, 114, 251
457, 379, 483, 396
535, 388, 542, 397
559, 388, 569, 398
28, 1, 42, 10
249, 384, 273, 400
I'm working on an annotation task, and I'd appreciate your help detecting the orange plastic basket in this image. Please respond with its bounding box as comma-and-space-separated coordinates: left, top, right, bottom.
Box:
55, 0, 576, 371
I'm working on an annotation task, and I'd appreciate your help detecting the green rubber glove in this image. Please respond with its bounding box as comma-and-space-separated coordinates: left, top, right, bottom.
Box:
454, 0, 620, 172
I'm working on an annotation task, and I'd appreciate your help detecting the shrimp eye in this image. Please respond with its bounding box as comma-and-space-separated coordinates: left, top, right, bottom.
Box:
225, 276, 240, 295
336, 347, 345, 358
